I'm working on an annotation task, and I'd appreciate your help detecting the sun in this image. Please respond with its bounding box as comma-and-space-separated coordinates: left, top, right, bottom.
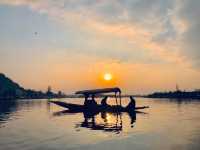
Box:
104, 73, 113, 81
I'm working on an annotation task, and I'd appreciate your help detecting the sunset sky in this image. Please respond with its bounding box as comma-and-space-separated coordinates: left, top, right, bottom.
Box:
0, 0, 200, 94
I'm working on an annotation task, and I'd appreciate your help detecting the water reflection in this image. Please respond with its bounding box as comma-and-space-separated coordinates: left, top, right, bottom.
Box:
0, 100, 43, 127
52, 108, 147, 134
77, 112, 123, 134
0, 98, 200, 150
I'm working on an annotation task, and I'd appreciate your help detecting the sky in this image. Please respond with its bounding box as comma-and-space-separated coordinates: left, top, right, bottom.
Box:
0, 0, 200, 94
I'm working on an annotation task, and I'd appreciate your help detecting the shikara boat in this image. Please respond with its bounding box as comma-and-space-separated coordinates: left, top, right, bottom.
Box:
50, 100, 148, 112
50, 87, 149, 113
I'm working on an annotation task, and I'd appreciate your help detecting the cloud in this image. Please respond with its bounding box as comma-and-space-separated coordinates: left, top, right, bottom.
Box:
0, 0, 200, 68
177, 0, 200, 68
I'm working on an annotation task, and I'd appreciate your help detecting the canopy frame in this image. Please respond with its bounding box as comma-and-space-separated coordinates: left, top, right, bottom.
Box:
75, 87, 122, 106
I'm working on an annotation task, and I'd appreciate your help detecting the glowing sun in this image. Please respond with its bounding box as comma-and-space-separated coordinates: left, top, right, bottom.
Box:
104, 73, 113, 81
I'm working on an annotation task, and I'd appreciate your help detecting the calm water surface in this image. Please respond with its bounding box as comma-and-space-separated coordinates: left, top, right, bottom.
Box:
0, 98, 200, 150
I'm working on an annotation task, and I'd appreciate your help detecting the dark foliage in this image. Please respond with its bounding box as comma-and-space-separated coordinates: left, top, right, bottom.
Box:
0, 73, 65, 100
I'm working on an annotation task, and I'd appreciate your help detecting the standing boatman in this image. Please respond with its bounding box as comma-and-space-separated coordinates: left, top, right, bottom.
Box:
126, 96, 136, 110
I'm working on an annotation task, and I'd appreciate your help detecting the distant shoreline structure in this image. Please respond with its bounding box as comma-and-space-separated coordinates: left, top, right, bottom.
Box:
146, 90, 200, 100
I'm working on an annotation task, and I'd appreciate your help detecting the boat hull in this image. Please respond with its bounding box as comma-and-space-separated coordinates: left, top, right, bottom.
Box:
50, 101, 149, 113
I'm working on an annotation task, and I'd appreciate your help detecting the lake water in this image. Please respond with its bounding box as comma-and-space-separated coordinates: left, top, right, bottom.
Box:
0, 98, 200, 150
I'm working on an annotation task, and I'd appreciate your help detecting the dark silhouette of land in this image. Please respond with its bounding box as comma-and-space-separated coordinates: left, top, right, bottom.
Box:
0, 73, 65, 100
147, 90, 200, 99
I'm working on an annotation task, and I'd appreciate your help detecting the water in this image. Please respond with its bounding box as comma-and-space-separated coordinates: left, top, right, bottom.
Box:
0, 98, 200, 150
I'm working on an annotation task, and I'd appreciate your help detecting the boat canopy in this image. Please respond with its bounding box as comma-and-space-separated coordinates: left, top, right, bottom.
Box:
75, 87, 121, 96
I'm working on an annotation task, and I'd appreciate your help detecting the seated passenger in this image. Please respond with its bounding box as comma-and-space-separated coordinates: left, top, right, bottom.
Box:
101, 96, 109, 107
84, 95, 98, 109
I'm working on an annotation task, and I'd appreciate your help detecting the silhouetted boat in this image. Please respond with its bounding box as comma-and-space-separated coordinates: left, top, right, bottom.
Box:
50, 101, 149, 112
50, 87, 149, 113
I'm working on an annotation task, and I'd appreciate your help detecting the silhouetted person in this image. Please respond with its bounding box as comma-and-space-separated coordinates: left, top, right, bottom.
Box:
84, 95, 98, 111
84, 94, 89, 103
91, 95, 97, 105
126, 96, 136, 110
101, 96, 109, 107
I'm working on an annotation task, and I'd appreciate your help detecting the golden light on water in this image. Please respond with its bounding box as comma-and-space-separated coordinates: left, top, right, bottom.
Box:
103, 73, 113, 81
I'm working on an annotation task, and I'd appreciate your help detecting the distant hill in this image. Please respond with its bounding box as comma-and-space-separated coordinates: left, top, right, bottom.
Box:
0, 73, 26, 99
0, 73, 65, 100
